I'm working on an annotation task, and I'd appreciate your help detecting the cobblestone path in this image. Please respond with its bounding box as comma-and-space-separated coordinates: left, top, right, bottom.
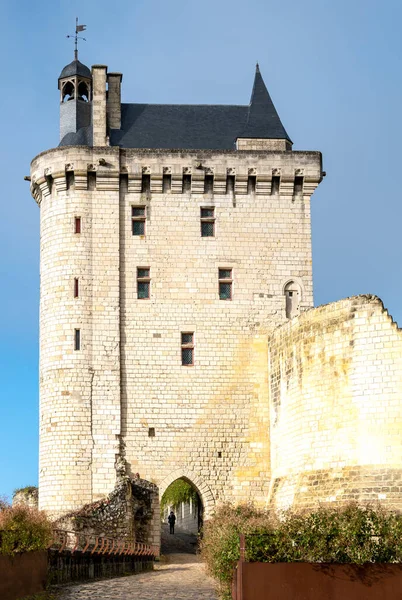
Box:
56, 553, 218, 600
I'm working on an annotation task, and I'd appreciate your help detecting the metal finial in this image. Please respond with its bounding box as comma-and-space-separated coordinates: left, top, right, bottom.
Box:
66, 17, 87, 60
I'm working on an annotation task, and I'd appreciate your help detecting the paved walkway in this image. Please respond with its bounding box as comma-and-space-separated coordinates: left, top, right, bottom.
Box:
56, 553, 218, 600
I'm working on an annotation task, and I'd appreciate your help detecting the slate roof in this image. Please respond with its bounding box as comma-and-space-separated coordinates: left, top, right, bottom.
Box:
59, 65, 291, 149
60, 125, 93, 147
59, 59, 92, 80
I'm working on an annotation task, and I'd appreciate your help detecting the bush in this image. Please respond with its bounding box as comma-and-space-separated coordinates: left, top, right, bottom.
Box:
0, 501, 52, 556
200, 503, 402, 599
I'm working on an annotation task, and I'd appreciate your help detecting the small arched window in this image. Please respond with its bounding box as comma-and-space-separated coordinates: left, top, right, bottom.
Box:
284, 281, 301, 319
78, 81, 89, 102
62, 81, 75, 102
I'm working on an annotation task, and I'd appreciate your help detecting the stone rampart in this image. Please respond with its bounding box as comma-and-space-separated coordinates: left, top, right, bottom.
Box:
268, 295, 402, 510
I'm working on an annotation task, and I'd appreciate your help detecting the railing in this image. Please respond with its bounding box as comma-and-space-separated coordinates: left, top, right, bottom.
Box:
49, 529, 159, 557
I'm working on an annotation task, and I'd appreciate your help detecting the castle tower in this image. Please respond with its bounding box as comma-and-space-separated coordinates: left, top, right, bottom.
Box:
30, 61, 323, 517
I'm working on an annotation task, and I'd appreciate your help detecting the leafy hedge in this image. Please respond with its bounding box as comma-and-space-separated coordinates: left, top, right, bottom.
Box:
201, 503, 402, 599
0, 501, 52, 556
161, 479, 198, 512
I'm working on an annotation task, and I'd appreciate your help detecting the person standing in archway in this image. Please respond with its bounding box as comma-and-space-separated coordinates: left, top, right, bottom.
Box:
168, 510, 176, 534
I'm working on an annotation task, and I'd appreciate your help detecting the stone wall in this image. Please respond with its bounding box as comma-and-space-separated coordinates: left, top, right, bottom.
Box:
31, 145, 322, 517
56, 477, 160, 548
268, 295, 402, 510
12, 486, 38, 509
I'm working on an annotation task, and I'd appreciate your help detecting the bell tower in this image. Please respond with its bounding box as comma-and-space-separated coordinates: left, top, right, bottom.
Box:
58, 58, 92, 143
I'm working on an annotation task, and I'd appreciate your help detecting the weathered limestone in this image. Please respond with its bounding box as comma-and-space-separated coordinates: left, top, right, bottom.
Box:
31, 144, 321, 517
268, 295, 402, 510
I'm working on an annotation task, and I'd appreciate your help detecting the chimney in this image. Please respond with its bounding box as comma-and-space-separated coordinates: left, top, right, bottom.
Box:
92, 65, 108, 146
107, 72, 123, 130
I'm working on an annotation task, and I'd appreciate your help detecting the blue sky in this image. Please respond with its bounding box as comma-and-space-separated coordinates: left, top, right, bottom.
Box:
0, 0, 401, 500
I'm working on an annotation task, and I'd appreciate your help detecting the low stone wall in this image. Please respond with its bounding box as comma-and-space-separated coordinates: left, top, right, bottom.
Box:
56, 477, 160, 548
0, 551, 47, 600
48, 548, 153, 585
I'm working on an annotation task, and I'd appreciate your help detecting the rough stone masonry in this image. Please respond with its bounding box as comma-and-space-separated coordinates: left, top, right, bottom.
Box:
29, 55, 402, 528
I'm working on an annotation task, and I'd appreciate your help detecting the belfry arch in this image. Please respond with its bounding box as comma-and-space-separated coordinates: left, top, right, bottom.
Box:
159, 469, 215, 521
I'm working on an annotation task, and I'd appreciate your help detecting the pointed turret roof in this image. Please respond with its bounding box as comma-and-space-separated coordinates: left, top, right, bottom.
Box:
240, 64, 291, 142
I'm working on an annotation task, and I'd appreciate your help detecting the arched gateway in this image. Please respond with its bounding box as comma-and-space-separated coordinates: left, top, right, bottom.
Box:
159, 469, 216, 521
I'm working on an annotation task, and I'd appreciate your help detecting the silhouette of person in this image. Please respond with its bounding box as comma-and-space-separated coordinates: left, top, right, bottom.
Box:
168, 510, 176, 534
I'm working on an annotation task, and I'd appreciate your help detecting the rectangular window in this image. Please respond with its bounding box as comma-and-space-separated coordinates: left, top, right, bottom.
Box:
74, 329, 81, 351
132, 206, 146, 236
219, 268, 233, 300
181, 332, 194, 366
74, 278, 79, 298
200, 207, 215, 237
75, 217, 81, 234
137, 267, 150, 299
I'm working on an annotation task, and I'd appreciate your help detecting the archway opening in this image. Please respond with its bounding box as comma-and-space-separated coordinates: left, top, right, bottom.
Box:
78, 80, 90, 102
62, 81, 75, 102
160, 477, 203, 554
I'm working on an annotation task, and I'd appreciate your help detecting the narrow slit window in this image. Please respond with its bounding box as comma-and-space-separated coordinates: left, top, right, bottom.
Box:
204, 175, 214, 194
162, 174, 171, 193
74, 278, 79, 298
182, 174, 192, 193
181, 332, 194, 366
247, 175, 256, 194
74, 329, 81, 351
271, 176, 280, 195
132, 206, 146, 236
75, 217, 81, 234
219, 269, 233, 300
200, 207, 215, 237
148, 427, 155, 437
137, 267, 150, 299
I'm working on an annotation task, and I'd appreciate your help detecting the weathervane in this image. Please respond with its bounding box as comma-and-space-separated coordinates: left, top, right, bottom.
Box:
67, 18, 87, 60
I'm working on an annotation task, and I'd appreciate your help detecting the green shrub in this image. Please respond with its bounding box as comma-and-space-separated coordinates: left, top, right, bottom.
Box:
0, 502, 52, 556
161, 479, 198, 513
201, 503, 402, 599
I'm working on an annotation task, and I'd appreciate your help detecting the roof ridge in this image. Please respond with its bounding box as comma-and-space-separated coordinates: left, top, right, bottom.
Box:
121, 102, 247, 108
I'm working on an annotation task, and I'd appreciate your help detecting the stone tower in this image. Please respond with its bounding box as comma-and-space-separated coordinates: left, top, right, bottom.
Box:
30, 58, 323, 517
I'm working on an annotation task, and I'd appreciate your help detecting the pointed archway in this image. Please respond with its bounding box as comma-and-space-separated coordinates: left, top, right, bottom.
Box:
159, 468, 215, 520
